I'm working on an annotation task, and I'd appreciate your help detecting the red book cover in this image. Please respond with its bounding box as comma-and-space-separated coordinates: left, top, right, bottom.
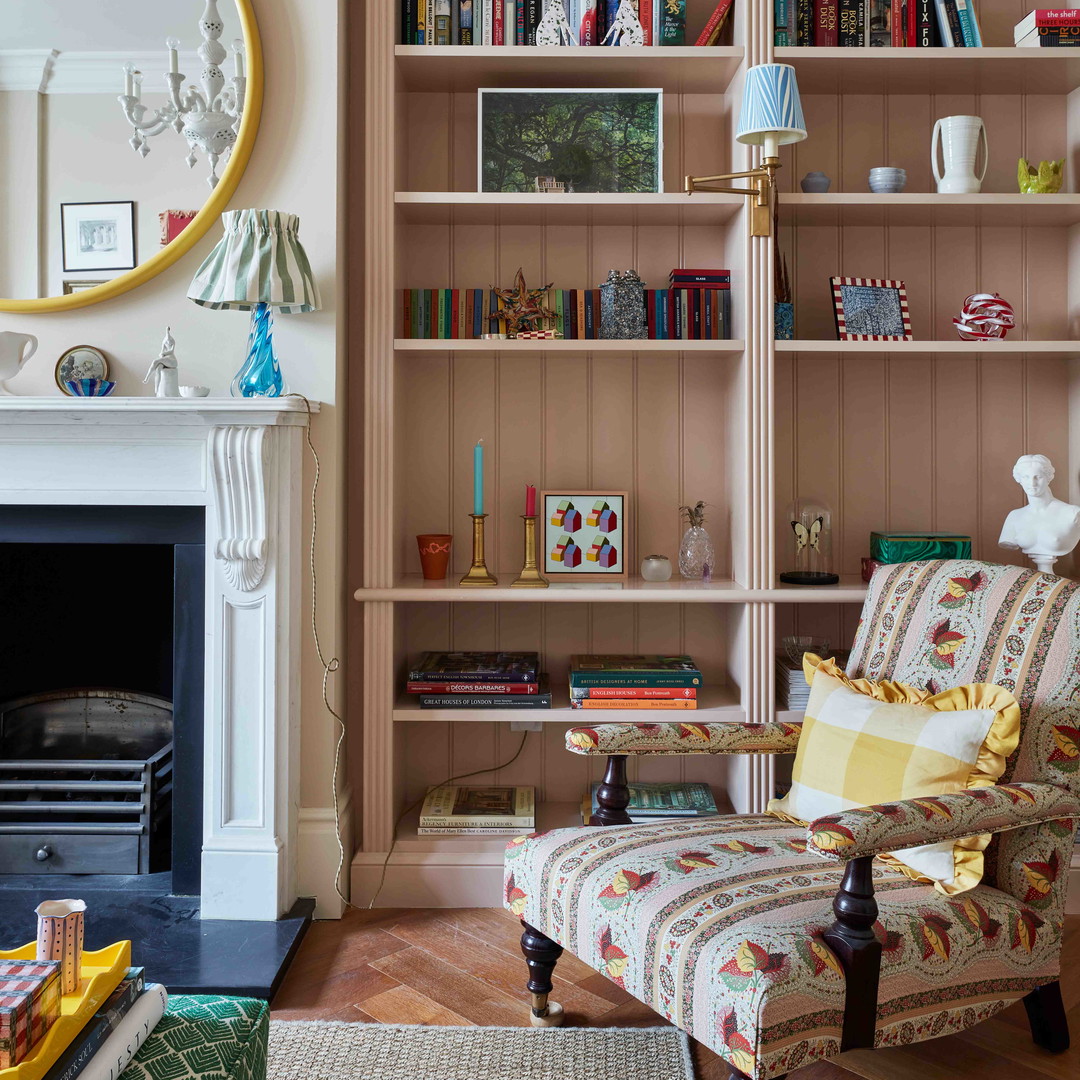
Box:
907, 0, 916, 44
407, 681, 540, 694
671, 268, 731, 275
450, 289, 459, 339
641, 0, 652, 43
403, 290, 412, 338
815, 0, 839, 44
493, 0, 504, 44
465, 288, 474, 338
430, 291, 439, 339
891, 0, 904, 43
711, 290, 720, 339
694, 0, 735, 43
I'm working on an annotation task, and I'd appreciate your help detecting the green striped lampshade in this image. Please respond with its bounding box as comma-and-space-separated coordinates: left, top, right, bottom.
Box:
187, 208, 321, 314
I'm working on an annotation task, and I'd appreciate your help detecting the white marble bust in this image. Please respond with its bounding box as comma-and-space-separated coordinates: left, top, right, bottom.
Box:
999, 454, 1080, 574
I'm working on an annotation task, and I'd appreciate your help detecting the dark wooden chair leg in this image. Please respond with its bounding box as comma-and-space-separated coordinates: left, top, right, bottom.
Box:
822, 855, 882, 1052
1023, 981, 1070, 1053
589, 754, 633, 826
520, 921, 565, 1027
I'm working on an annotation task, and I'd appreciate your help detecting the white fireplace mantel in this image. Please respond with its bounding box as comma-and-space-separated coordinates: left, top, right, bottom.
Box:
0, 397, 318, 920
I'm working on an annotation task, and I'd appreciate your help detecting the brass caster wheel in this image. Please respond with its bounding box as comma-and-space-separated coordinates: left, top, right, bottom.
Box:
529, 1000, 564, 1028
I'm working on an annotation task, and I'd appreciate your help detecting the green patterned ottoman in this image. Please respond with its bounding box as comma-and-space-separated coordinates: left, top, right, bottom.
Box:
121, 996, 268, 1080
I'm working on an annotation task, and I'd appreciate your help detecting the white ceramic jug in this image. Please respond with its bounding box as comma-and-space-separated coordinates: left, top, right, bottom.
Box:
0, 331, 37, 394
932, 115, 988, 194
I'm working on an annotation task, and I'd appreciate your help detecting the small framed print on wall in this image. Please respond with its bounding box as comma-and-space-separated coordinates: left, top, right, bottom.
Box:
831, 277, 912, 341
61, 201, 136, 273
541, 490, 628, 583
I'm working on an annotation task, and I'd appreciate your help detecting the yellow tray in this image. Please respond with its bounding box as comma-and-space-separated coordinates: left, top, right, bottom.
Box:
0, 941, 131, 1080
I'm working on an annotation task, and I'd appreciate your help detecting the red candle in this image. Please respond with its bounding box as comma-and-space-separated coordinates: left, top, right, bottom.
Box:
525, 484, 536, 517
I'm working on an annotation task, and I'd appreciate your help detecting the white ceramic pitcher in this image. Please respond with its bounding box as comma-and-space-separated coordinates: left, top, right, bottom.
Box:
932, 115, 988, 194
0, 331, 37, 395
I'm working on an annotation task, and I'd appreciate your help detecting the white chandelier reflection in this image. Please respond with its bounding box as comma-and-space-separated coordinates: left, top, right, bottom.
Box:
118, 0, 246, 189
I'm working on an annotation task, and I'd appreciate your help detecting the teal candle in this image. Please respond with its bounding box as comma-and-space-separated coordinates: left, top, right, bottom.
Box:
473, 440, 484, 516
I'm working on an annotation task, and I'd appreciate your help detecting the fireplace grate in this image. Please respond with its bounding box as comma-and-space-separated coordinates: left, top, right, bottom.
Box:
0, 690, 173, 875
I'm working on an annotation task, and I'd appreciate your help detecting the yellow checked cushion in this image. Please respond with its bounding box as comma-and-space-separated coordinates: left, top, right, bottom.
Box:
767, 655, 1020, 895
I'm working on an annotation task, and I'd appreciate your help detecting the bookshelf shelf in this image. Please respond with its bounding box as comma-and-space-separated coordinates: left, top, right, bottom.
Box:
774, 46, 1080, 94
354, 575, 868, 603
391, 801, 583, 855
775, 340, 1080, 356
394, 45, 745, 93
780, 193, 1080, 227
392, 684, 743, 722
396, 191, 745, 226
394, 338, 746, 353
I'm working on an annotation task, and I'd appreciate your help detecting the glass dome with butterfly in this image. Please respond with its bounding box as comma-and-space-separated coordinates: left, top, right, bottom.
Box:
779, 498, 839, 586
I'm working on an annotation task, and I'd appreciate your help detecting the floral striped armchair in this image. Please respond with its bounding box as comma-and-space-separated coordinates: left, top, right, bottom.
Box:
504, 561, 1079, 1080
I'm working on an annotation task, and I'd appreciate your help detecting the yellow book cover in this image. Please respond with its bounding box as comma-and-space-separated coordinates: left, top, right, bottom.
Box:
573, 698, 698, 710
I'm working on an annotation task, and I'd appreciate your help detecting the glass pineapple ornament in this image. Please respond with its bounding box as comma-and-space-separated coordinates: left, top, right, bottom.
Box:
679, 501, 716, 579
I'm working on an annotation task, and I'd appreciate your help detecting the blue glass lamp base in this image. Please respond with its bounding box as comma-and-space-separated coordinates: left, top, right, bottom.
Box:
231, 302, 286, 398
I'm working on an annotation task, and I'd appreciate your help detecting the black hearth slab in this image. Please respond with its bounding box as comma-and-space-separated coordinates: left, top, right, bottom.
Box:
0, 879, 313, 999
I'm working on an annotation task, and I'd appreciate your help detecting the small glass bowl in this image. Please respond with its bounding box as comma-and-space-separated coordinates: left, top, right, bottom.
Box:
782, 635, 830, 665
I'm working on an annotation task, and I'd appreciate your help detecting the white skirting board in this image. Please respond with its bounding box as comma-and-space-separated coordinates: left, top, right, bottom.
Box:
353, 846, 1080, 913
298, 788, 354, 919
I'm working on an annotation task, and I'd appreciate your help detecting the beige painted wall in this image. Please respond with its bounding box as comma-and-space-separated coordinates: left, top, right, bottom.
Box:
0, 0, 350, 913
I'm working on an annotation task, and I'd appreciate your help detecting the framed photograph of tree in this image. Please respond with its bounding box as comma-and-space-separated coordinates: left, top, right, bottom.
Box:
478, 89, 663, 195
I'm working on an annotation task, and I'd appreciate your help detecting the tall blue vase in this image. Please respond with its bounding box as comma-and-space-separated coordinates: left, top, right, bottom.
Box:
231, 302, 284, 398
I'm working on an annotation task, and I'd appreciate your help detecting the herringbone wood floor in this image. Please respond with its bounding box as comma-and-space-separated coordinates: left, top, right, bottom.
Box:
271, 907, 1079, 1079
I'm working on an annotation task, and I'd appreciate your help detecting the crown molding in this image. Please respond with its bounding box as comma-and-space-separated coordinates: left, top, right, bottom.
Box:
0, 49, 201, 94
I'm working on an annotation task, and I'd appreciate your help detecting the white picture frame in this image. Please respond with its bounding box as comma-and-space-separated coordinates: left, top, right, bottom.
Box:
478, 88, 664, 195
61, 201, 136, 273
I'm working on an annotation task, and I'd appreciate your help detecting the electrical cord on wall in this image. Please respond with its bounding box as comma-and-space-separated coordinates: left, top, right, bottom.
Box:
290, 394, 533, 912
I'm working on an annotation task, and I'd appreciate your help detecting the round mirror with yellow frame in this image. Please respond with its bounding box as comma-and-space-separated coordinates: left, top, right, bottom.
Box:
0, 0, 262, 314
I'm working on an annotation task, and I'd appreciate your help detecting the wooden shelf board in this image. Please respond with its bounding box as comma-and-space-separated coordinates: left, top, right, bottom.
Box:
393, 685, 743, 722
777, 46, 1080, 94
355, 574, 868, 603
776, 709, 804, 725
396, 191, 744, 226
395, 45, 744, 93
776, 340, 1080, 356
780, 192, 1080, 227
395, 338, 745, 354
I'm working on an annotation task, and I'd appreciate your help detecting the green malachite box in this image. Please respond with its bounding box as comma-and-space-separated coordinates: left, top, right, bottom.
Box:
870, 532, 972, 564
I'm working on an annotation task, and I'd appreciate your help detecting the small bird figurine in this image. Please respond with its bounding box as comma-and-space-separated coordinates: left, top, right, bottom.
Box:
144, 327, 181, 398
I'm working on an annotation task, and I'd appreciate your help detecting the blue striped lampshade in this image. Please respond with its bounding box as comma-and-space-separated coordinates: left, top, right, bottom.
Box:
736, 64, 807, 148
187, 209, 321, 314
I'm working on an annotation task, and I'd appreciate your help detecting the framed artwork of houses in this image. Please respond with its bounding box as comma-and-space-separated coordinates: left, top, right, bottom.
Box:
541, 490, 628, 582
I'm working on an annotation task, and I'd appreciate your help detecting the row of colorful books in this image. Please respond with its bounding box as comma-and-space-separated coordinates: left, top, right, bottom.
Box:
1016, 9, 1080, 45
401, 287, 732, 340
400, 1, 733, 47
568, 654, 703, 709
774, 0, 982, 46
580, 781, 720, 823
0, 959, 167, 1080
407, 651, 552, 708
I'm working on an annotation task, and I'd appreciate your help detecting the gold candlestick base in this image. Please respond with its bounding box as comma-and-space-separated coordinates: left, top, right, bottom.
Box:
511, 515, 549, 588
459, 513, 498, 586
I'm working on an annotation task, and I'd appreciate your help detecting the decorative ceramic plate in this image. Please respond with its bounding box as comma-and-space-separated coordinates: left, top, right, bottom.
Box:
55, 345, 108, 393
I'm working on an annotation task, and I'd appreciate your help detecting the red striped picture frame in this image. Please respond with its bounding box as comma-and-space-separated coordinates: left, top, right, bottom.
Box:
831, 276, 912, 341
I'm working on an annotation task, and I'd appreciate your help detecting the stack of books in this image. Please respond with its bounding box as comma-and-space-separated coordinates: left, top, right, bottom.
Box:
569, 654, 702, 710
419, 784, 535, 835
401, 287, 732, 341
776, 650, 849, 711
44, 970, 168, 1080
1015, 9, 1080, 45
581, 781, 719, 824
775, 0, 981, 47
407, 651, 551, 709
399, 2, 732, 47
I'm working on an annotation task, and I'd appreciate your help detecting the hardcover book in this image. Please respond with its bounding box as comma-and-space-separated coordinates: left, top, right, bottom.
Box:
570, 685, 697, 698
419, 785, 535, 827
838, 0, 866, 43
408, 680, 541, 694
660, 0, 686, 44
584, 781, 719, 819
569, 654, 703, 687
570, 697, 698, 709
418, 691, 553, 708
408, 651, 539, 682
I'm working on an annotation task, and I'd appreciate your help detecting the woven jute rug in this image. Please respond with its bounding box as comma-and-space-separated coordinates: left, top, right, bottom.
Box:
268, 1020, 694, 1080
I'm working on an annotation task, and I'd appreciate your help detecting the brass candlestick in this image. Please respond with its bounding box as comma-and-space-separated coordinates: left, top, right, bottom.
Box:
511, 515, 549, 588
459, 513, 498, 586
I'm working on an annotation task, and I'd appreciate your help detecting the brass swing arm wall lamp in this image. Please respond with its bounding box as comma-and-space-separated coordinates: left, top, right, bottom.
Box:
684, 63, 807, 239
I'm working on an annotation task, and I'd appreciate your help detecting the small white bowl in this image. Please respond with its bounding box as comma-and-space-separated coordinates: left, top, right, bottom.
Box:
179, 385, 210, 398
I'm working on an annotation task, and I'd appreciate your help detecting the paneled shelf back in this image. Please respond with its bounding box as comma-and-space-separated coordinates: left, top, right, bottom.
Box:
775, 46, 1080, 94
776, 341, 1080, 356
395, 45, 745, 93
